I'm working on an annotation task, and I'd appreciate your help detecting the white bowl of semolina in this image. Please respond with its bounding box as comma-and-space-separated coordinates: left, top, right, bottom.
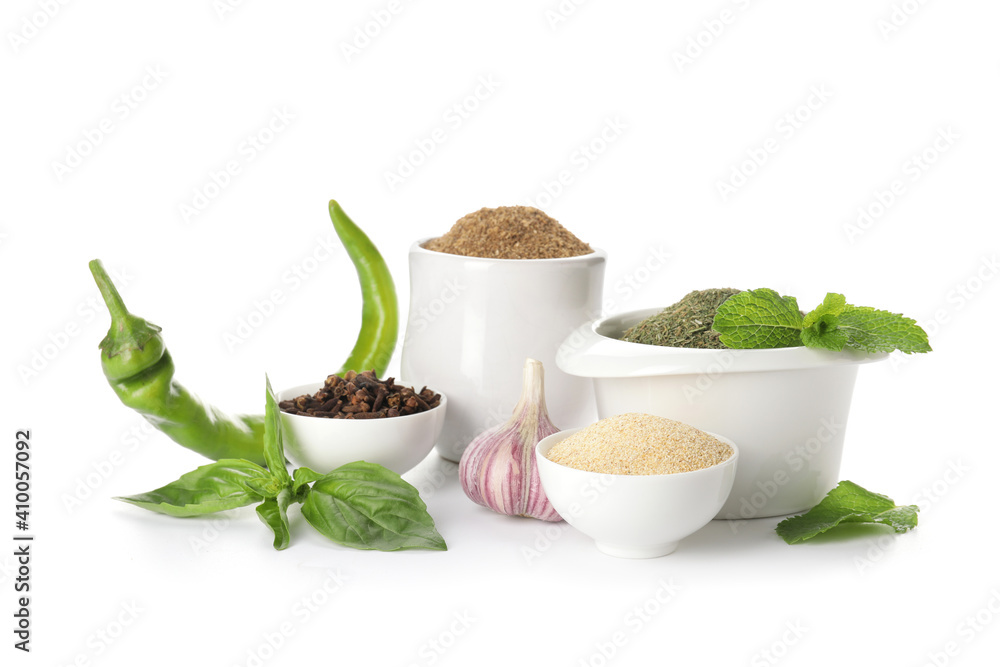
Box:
536, 414, 738, 559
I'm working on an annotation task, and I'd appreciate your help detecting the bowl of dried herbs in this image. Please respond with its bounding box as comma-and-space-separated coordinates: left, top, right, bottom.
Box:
556, 288, 930, 519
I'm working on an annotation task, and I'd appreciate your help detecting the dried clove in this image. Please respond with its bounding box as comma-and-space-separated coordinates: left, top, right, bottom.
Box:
278, 370, 441, 420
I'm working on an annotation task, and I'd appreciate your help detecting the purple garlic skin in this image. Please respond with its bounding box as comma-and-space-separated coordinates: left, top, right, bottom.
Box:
459, 359, 561, 522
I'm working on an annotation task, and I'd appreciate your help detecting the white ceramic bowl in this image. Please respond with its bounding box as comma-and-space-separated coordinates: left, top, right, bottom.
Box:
556, 308, 887, 519
536, 427, 738, 558
277, 381, 447, 475
400, 240, 606, 462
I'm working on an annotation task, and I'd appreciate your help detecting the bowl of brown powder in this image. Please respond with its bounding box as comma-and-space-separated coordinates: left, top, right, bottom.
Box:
401, 206, 605, 462
420, 205, 594, 260
536, 414, 738, 559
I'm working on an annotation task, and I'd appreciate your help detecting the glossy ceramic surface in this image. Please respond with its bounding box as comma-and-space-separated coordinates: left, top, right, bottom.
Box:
557, 308, 887, 519
277, 381, 446, 475
536, 428, 738, 558
401, 241, 606, 462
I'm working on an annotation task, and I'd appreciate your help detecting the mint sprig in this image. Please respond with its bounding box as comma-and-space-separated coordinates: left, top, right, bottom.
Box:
713, 289, 931, 354
776, 481, 919, 544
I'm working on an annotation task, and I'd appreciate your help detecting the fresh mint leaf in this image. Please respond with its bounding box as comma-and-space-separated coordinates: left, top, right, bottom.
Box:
116, 459, 267, 517
256, 488, 293, 550
800, 313, 847, 351
712, 288, 804, 349
776, 480, 919, 544
802, 293, 847, 329
801, 294, 849, 351
301, 461, 447, 551
832, 305, 931, 354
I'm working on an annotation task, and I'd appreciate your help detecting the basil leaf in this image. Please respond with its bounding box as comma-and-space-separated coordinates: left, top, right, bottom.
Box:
244, 476, 283, 499
256, 488, 293, 550
264, 375, 292, 486
301, 461, 447, 551
292, 466, 324, 496
115, 459, 267, 517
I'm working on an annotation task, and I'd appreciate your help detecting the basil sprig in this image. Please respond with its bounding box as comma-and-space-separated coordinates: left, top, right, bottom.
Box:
115, 375, 447, 552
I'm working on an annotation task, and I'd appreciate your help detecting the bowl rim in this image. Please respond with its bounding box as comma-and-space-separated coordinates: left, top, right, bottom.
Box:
556, 306, 888, 378
536, 425, 739, 480
277, 380, 447, 424
409, 237, 608, 264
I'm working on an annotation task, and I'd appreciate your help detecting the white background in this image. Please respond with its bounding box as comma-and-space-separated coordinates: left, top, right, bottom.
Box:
2, 1, 998, 665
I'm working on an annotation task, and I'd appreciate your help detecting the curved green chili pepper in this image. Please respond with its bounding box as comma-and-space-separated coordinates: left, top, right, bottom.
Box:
90, 259, 267, 464
90, 200, 399, 463
329, 199, 399, 376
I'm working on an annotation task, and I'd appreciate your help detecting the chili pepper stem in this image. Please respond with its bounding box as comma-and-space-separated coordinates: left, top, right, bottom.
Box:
89, 259, 162, 359
89, 259, 129, 323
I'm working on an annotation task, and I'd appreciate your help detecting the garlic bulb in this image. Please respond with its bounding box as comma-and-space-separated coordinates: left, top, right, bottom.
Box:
459, 358, 561, 522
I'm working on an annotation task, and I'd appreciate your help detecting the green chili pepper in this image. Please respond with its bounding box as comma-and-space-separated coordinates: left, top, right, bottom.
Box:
90, 200, 399, 464
329, 199, 398, 376
90, 259, 267, 464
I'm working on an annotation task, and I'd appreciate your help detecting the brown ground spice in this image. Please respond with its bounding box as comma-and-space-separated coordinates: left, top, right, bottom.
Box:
422, 206, 592, 259
546, 413, 733, 475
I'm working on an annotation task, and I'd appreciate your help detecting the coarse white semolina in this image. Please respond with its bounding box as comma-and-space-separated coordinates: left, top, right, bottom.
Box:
546, 413, 733, 475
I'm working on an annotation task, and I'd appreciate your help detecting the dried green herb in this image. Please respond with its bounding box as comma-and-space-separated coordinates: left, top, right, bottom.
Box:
622, 289, 742, 349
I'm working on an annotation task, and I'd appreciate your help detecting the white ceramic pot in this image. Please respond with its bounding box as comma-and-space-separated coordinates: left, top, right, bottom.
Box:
556, 307, 887, 519
536, 428, 738, 558
401, 241, 606, 462
277, 382, 446, 476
